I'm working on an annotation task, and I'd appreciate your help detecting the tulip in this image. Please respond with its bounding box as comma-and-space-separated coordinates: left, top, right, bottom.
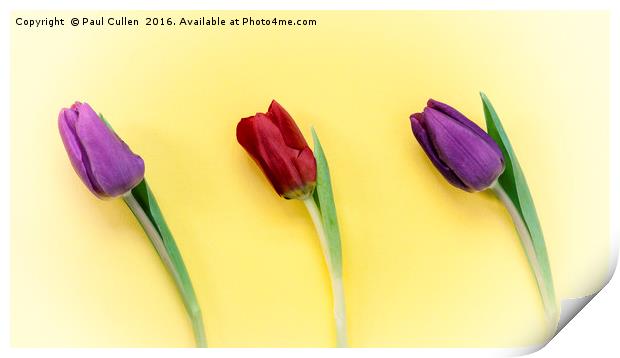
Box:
237, 102, 348, 347
58, 101, 206, 347
58, 102, 145, 198
236, 100, 317, 199
409, 94, 558, 327
410, 99, 505, 192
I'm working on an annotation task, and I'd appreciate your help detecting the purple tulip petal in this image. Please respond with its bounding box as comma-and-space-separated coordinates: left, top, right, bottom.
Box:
423, 107, 504, 191
427, 99, 503, 159
410, 113, 469, 190
74, 103, 145, 197
58, 102, 145, 198
58, 107, 98, 195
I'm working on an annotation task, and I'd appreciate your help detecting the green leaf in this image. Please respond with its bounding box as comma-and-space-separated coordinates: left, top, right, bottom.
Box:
311, 129, 343, 276
130, 180, 193, 294
309, 129, 348, 346
128, 179, 207, 347
481, 93, 556, 310
100, 113, 205, 345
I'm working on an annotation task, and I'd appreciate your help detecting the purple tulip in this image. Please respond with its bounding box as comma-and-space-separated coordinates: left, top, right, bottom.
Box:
410, 99, 505, 192
58, 102, 145, 198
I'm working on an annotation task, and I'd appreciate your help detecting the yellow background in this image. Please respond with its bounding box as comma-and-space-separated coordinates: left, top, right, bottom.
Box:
11, 11, 609, 347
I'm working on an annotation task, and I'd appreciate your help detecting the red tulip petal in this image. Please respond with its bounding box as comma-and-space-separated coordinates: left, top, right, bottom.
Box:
237, 113, 308, 196
267, 100, 308, 150
295, 146, 317, 185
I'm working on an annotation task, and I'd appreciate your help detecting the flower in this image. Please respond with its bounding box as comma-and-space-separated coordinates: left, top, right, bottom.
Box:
58, 102, 145, 198
237, 100, 316, 199
410, 99, 505, 192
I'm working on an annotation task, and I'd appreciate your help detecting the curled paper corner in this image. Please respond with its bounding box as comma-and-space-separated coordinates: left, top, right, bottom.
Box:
500, 296, 602, 357
551, 233, 619, 338
503, 237, 619, 357
497, 240, 619, 357
554, 294, 597, 334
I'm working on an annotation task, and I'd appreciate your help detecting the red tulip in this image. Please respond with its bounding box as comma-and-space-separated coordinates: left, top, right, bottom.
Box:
237, 100, 316, 199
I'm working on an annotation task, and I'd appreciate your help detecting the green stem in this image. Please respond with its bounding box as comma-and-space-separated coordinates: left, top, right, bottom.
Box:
123, 192, 207, 348
303, 198, 348, 348
491, 183, 558, 324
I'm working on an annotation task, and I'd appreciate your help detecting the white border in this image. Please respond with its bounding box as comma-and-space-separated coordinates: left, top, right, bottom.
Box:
1, 1, 618, 357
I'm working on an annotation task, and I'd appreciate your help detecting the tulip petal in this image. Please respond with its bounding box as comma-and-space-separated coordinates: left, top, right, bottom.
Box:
75, 103, 145, 197
295, 147, 317, 186
58, 108, 97, 195
423, 107, 504, 191
410, 113, 469, 190
428, 99, 503, 160
237, 113, 306, 196
267, 100, 309, 150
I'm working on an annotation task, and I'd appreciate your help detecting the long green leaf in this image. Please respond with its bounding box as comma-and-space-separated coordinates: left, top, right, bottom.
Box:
481, 93, 557, 315
130, 180, 197, 304
309, 128, 348, 346
129, 179, 206, 346
98, 113, 205, 345
96, 114, 194, 301
310, 129, 343, 276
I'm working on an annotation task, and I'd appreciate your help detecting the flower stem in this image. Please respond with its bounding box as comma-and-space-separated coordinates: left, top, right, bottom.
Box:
123, 192, 207, 348
490, 183, 558, 325
303, 198, 348, 348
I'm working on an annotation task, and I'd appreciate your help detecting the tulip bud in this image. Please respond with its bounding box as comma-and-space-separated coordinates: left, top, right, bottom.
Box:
236, 100, 317, 200
58, 102, 145, 198
410, 99, 505, 192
